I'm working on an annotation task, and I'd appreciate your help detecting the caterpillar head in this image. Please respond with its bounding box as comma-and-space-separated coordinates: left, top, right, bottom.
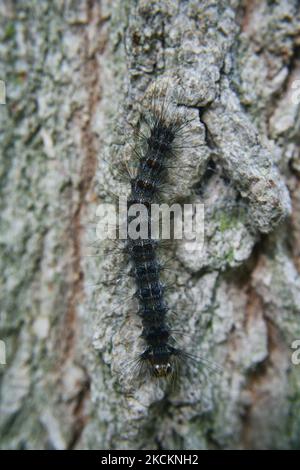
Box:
139, 346, 179, 379
147, 349, 175, 377
152, 360, 173, 377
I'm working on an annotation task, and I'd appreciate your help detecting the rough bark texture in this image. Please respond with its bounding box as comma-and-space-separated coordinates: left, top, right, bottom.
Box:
1, 0, 300, 450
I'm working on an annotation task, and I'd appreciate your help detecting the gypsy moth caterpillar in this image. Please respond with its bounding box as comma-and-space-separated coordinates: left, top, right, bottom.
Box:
93, 81, 222, 386
116, 83, 212, 382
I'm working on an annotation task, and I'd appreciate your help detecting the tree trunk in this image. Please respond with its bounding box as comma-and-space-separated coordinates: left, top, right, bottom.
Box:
1, 0, 300, 450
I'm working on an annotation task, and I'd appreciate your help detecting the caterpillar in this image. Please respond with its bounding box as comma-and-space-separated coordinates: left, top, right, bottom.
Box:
121, 87, 193, 380
94, 84, 222, 386
88, 82, 221, 386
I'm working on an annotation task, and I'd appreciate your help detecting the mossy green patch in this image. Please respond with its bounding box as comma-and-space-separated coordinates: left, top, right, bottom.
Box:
226, 248, 235, 263
4, 22, 15, 40
219, 212, 234, 232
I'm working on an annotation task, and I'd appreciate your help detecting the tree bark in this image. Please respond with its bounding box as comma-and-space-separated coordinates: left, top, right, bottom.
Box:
0, 0, 300, 450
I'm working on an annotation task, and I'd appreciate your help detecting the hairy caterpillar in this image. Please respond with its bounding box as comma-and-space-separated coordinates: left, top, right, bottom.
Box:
95, 83, 221, 385
115, 86, 200, 381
